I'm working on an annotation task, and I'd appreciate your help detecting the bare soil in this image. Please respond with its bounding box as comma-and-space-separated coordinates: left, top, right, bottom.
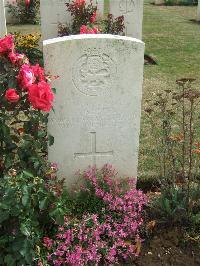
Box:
132, 229, 200, 266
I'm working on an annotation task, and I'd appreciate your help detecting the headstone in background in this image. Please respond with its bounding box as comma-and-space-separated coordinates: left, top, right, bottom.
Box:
109, 0, 144, 40
154, 0, 164, 5
197, 0, 200, 21
0, 0, 7, 37
43, 34, 144, 186
40, 0, 104, 40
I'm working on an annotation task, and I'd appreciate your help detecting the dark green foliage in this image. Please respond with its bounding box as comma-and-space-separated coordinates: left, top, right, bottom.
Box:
163, 0, 198, 5
70, 180, 107, 218
152, 185, 200, 228
16, 46, 43, 66
8, 0, 40, 24
0, 170, 71, 265
102, 14, 125, 35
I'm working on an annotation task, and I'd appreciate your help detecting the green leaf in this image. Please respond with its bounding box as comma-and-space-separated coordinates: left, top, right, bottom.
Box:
0, 211, 9, 223
48, 134, 54, 146
4, 156, 13, 169
20, 223, 31, 237
51, 87, 56, 94
20, 239, 34, 264
22, 193, 29, 207
22, 170, 34, 178
4, 255, 15, 266
38, 131, 46, 138
50, 208, 64, 225
39, 197, 49, 210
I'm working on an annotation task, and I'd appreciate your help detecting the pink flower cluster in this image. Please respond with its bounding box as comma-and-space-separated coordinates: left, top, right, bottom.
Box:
80, 25, 99, 34
0, 35, 54, 112
72, 0, 99, 34
43, 165, 147, 265
74, 0, 85, 5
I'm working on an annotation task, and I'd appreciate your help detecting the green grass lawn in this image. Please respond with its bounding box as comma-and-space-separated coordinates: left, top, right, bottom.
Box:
7, 0, 200, 179
143, 0, 200, 80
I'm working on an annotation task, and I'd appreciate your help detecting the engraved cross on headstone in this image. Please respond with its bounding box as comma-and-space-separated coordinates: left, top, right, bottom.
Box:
74, 132, 113, 165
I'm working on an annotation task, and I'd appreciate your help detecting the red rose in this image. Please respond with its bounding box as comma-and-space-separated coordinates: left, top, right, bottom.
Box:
75, 0, 85, 6
90, 12, 97, 23
28, 81, 54, 112
80, 25, 87, 34
25, 0, 31, 6
32, 64, 45, 82
87, 27, 99, 34
17, 64, 35, 90
0, 35, 14, 55
8, 51, 28, 65
5, 88, 20, 102
80, 25, 99, 34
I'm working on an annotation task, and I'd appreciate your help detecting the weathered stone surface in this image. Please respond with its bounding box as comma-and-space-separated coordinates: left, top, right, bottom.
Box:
109, 0, 143, 40
40, 0, 104, 40
0, 0, 7, 37
43, 34, 144, 186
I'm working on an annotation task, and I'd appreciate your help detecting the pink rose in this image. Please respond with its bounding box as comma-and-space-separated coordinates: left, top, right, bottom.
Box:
25, 0, 31, 6
75, 0, 85, 6
32, 64, 45, 82
87, 27, 99, 34
28, 81, 54, 112
8, 51, 28, 65
80, 25, 99, 34
80, 25, 87, 34
90, 12, 97, 23
17, 64, 35, 90
0, 35, 14, 55
5, 88, 20, 102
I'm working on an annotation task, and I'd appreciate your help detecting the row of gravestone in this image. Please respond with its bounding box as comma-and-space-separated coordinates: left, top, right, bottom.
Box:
0, 0, 144, 39
40, 0, 144, 40
1, 0, 200, 38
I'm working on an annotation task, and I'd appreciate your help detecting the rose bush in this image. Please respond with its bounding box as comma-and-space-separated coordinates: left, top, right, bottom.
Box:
58, 0, 125, 36
0, 34, 55, 177
8, 0, 40, 24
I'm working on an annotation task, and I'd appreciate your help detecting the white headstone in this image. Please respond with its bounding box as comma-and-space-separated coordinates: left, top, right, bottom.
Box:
197, 0, 200, 21
40, 0, 104, 40
44, 34, 144, 185
0, 0, 7, 37
109, 0, 143, 40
